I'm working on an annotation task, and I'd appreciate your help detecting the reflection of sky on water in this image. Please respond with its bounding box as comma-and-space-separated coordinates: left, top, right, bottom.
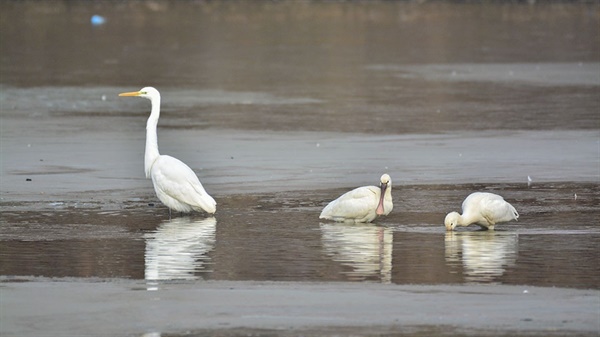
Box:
445, 231, 518, 284
144, 217, 216, 282
320, 223, 393, 283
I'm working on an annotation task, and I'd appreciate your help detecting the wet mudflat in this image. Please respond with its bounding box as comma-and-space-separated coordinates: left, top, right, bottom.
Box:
1, 1, 599, 336
3, 279, 598, 337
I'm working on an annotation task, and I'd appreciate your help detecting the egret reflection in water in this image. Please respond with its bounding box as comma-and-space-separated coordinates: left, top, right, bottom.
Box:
144, 217, 216, 281
445, 231, 518, 284
320, 223, 393, 283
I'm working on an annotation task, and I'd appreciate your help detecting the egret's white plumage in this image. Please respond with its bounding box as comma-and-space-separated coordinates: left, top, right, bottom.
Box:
319, 174, 393, 223
444, 192, 518, 231
119, 87, 216, 215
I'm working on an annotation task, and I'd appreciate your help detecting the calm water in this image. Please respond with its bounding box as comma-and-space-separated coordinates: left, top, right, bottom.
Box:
2, 183, 599, 289
1, 2, 599, 133
1, 2, 599, 290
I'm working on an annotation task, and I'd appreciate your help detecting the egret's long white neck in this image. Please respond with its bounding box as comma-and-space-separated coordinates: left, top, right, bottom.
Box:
145, 96, 161, 178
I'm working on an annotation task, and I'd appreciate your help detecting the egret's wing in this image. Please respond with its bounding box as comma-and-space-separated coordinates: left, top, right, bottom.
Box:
320, 186, 378, 220
151, 156, 216, 211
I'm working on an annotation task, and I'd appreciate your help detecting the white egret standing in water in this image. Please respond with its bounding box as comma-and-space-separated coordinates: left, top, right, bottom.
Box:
444, 192, 518, 231
119, 87, 216, 216
319, 174, 393, 223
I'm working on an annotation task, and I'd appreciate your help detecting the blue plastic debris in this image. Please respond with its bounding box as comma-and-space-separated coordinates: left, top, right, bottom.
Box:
91, 15, 105, 26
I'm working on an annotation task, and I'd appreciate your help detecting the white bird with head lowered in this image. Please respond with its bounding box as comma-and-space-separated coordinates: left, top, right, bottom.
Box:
445, 192, 518, 231
119, 87, 216, 216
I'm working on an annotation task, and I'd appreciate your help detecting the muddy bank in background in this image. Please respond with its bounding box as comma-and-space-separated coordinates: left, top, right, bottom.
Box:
1, 123, 597, 201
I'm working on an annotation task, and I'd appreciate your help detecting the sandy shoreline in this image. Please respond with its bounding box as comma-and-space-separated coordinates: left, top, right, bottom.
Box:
2, 277, 599, 337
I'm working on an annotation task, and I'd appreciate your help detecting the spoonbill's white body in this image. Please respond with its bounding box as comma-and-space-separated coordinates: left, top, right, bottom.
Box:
320, 174, 393, 223
445, 192, 518, 231
119, 87, 216, 215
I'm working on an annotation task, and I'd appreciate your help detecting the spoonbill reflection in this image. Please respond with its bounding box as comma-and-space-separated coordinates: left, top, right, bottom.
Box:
145, 217, 216, 281
320, 174, 393, 223
320, 223, 393, 283
445, 192, 518, 231
445, 231, 518, 284
119, 87, 216, 216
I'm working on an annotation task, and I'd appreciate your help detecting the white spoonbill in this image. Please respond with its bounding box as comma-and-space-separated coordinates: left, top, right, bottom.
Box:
444, 192, 518, 231
119, 87, 216, 215
319, 174, 393, 223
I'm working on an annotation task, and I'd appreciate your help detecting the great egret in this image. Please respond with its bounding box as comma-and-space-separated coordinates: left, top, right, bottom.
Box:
444, 192, 518, 231
119, 87, 216, 215
319, 174, 393, 223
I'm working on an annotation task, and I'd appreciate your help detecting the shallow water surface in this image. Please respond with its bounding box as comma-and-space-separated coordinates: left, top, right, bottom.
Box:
2, 183, 598, 289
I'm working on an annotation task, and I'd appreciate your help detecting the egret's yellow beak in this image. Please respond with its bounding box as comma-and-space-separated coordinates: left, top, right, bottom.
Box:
118, 91, 141, 97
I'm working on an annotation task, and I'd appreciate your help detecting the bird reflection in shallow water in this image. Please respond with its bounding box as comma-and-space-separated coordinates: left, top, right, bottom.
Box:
144, 217, 216, 282
445, 231, 518, 284
320, 223, 393, 283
